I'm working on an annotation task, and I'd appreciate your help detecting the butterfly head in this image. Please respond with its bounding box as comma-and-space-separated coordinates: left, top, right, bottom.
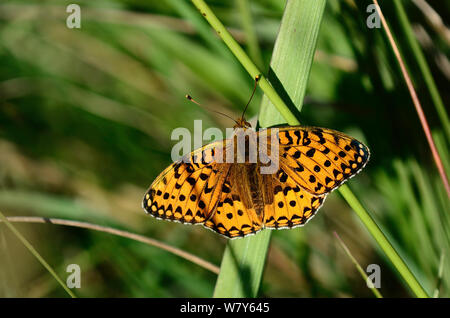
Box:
233, 117, 252, 129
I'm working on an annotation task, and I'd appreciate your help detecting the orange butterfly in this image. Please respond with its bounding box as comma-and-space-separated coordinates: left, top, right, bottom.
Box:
142, 81, 370, 239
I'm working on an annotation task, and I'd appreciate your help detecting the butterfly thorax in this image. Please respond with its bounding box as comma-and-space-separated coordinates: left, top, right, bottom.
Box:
233, 117, 252, 129
228, 126, 275, 217
231, 129, 254, 163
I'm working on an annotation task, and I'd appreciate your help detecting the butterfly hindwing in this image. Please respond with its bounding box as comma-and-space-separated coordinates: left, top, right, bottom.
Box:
263, 167, 325, 229
204, 164, 263, 238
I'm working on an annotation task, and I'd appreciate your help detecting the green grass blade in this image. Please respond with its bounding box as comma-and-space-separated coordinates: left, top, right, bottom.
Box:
191, 0, 298, 126
393, 0, 450, 142
339, 185, 428, 297
190, 0, 326, 297
258, 0, 326, 127
213, 230, 271, 297
236, 0, 264, 69
433, 253, 445, 298
166, 0, 230, 59
0, 210, 76, 298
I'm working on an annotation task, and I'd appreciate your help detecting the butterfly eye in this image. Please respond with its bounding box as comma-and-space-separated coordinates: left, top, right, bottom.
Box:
244, 121, 252, 128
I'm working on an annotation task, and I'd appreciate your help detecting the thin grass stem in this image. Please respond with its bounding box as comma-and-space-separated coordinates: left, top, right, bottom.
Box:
339, 185, 428, 297
393, 0, 450, 142
373, 0, 450, 198
236, 0, 264, 69
0, 211, 76, 298
2, 216, 220, 275
190, 0, 299, 126
334, 231, 383, 298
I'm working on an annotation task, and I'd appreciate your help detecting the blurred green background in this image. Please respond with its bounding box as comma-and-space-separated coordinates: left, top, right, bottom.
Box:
0, 0, 449, 297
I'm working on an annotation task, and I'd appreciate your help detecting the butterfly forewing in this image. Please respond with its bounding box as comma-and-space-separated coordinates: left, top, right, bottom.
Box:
273, 127, 370, 196
143, 141, 229, 224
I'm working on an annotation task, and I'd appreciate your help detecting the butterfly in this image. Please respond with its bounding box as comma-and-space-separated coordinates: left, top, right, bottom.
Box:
142, 80, 370, 239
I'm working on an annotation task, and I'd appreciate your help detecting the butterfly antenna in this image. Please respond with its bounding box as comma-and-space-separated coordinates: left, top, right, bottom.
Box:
241, 74, 261, 120
185, 95, 239, 125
